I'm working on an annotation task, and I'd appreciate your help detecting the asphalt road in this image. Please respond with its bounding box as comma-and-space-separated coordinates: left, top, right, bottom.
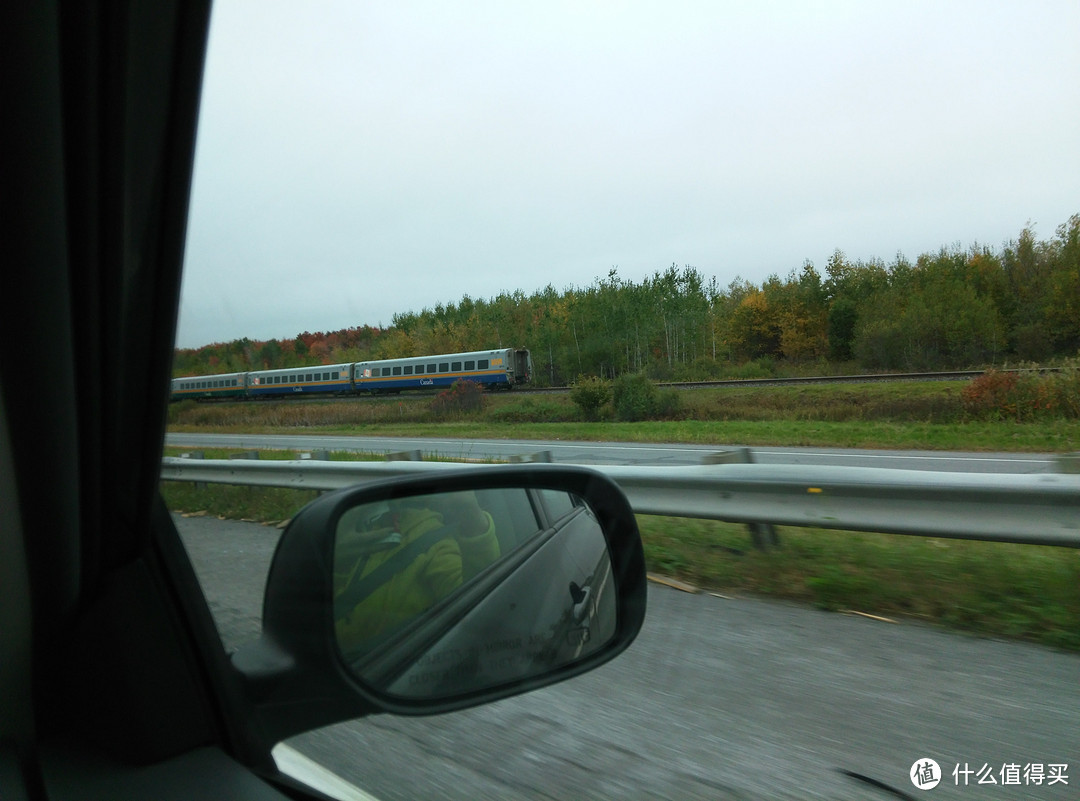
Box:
176, 514, 1079, 801
165, 433, 1061, 474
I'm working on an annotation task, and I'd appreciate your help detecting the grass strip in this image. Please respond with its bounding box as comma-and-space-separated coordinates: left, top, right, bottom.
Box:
159, 449, 1080, 652
166, 381, 1080, 452
638, 516, 1080, 651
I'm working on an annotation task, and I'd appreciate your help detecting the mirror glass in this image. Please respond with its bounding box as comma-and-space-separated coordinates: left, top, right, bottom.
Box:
333, 487, 617, 700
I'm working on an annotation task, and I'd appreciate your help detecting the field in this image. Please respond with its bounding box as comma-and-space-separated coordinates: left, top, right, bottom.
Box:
167, 380, 1080, 452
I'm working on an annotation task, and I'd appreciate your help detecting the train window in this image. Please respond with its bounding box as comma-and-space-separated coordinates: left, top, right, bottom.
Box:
392, 366, 402, 376
439, 363, 449, 372
323, 372, 330, 381
451, 361, 462, 371
464, 361, 475, 371
381, 368, 391, 377
403, 365, 413, 375
478, 359, 489, 369
426, 364, 436, 373
305, 374, 312, 382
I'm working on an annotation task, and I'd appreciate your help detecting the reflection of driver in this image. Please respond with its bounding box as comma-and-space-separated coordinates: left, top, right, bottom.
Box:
334, 493, 500, 652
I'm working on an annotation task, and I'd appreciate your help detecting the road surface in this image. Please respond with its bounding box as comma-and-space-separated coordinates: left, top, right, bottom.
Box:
176, 514, 1078, 801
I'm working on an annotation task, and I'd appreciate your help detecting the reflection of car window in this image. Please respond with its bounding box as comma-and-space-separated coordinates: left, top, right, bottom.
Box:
535, 489, 577, 524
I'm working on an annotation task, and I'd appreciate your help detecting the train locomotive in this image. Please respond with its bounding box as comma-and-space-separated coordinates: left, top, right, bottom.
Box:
170, 348, 532, 401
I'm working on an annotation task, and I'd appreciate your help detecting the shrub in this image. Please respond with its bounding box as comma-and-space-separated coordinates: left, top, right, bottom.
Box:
961, 370, 1019, 419
611, 373, 682, 421
570, 375, 612, 421
429, 379, 484, 417
961, 365, 1080, 421
654, 387, 684, 419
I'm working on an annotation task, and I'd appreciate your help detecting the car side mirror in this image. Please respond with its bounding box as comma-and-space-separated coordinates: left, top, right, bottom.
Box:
231, 465, 647, 747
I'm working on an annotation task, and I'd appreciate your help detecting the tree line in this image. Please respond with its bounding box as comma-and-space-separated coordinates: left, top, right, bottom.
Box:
174, 215, 1080, 385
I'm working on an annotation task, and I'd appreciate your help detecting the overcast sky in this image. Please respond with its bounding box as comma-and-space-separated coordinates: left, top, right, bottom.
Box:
176, 0, 1080, 349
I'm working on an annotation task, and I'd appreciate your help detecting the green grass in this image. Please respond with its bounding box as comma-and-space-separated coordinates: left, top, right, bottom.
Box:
167, 382, 1080, 452
637, 516, 1080, 651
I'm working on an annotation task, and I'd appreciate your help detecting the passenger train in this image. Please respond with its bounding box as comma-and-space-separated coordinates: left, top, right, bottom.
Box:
170, 348, 532, 401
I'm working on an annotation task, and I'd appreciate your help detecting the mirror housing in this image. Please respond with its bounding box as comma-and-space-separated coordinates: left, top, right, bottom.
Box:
232, 465, 647, 746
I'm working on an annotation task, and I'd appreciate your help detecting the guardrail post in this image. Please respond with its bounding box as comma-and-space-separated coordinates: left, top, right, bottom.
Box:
1056, 453, 1080, 474
179, 450, 205, 490
703, 448, 781, 550
300, 449, 330, 461
387, 450, 423, 462
510, 451, 553, 463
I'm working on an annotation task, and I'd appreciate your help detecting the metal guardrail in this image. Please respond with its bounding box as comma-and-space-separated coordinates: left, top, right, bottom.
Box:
160, 457, 1080, 548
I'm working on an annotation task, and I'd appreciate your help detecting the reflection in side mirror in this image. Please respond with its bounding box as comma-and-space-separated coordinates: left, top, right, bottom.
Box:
333, 488, 617, 701
233, 465, 646, 745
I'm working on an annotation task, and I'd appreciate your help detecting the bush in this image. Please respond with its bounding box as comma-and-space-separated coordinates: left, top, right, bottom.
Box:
961, 364, 1080, 421
654, 387, 684, 419
961, 370, 1019, 419
570, 375, 612, 420
611, 373, 682, 421
429, 380, 484, 417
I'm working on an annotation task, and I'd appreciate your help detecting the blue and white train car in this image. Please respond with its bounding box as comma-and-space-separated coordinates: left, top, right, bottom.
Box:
171, 372, 248, 400
246, 363, 354, 397
354, 348, 531, 394
168, 348, 532, 401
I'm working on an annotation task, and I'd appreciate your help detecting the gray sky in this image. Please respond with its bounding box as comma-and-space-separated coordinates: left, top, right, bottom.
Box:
177, 0, 1080, 349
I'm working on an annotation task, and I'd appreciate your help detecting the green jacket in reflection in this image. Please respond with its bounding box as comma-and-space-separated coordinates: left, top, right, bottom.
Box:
334, 501, 500, 652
